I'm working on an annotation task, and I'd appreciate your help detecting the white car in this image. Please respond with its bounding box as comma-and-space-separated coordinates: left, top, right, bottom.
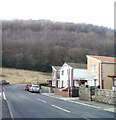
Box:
29, 84, 40, 93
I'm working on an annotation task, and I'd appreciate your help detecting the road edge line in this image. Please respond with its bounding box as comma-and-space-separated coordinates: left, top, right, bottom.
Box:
3, 92, 6, 100
2, 89, 14, 120
69, 100, 100, 109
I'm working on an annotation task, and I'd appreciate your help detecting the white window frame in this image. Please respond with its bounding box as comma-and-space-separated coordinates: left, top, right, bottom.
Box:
91, 65, 96, 72
62, 70, 64, 75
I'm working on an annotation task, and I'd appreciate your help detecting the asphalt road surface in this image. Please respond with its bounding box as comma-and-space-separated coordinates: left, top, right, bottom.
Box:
1, 84, 115, 119
0, 85, 2, 119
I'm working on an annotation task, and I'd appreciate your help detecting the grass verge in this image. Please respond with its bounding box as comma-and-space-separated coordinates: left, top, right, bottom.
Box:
0, 67, 51, 84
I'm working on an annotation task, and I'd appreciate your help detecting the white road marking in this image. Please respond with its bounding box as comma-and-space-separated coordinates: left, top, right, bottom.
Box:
84, 118, 91, 120
37, 99, 47, 103
0, 92, 1, 96
3, 92, 6, 100
51, 104, 70, 113
70, 101, 100, 109
42, 93, 100, 110
2, 89, 14, 119
4, 96, 14, 120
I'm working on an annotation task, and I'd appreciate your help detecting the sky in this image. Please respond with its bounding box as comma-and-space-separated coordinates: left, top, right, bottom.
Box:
0, 0, 115, 29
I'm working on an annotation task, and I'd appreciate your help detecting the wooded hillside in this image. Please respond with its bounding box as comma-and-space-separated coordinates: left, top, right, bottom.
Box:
2, 20, 114, 72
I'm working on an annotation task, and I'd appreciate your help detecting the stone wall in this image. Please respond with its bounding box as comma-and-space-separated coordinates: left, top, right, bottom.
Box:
78, 86, 116, 105
79, 86, 92, 101
95, 89, 116, 105
41, 86, 54, 93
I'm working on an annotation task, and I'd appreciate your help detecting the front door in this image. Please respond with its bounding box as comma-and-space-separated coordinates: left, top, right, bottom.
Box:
61, 81, 64, 88
102, 80, 104, 89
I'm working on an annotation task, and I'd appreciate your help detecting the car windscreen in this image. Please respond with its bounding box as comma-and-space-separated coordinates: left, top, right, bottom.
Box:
33, 86, 39, 88
0, 80, 6, 82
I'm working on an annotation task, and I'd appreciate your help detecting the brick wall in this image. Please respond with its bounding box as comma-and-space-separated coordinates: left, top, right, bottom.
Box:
54, 90, 69, 97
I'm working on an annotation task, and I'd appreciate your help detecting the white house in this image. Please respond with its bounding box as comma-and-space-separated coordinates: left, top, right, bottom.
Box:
59, 63, 88, 88
52, 66, 61, 88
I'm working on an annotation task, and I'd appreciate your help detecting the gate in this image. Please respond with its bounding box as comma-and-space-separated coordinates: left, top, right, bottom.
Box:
72, 86, 79, 97
90, 86, 96, 101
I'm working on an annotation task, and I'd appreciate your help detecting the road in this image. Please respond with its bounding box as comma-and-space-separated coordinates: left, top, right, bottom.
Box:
0, 85, 2, 119
1, 84, 115, 119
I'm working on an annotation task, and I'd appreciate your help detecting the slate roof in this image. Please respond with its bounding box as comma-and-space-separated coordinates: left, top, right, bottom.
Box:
52, 66, 61, 71
66, 63, 87, 69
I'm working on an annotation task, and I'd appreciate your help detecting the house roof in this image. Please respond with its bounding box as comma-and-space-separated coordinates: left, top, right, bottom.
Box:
52, 66, 61, 71
87, 55, 116, 63
66, 63, 87, 69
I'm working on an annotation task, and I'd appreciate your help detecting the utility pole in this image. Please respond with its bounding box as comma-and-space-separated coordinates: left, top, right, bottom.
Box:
68, 68, 70, 97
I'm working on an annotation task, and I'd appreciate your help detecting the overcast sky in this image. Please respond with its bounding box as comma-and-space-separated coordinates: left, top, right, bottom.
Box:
0, 0, 115, 29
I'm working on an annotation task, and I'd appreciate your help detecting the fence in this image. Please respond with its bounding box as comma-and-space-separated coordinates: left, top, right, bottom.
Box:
72, 86, 79, 97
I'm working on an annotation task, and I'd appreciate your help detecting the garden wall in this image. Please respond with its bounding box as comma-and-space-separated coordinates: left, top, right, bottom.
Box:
95, 89, 116, 105
79, 86, 116, 105
79, 86, 92, 101
41, 86, 55, 93
54, 90, 69, 97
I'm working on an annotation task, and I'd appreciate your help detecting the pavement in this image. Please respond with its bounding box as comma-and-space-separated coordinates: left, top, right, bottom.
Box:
41, 92, 116, 113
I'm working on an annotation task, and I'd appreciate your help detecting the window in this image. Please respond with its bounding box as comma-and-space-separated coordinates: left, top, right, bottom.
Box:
113, 80, 116, 87
62, 81, 64, 87
62, 70, 64, 75
74, 81, 79, 87
52, 71, 55, 76
91, 65, 96, 72
52, 80, 55, 86
94, 79, 97, 86
57, 71, 60, 79
67, 70, 69, 75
